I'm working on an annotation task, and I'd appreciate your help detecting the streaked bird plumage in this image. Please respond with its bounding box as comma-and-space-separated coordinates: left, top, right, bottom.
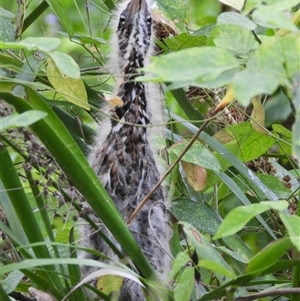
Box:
80, 0, 171, 300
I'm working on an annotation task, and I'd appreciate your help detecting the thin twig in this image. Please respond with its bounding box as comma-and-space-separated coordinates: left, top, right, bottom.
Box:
127, 118, 211, 224
234, 288, 300, 301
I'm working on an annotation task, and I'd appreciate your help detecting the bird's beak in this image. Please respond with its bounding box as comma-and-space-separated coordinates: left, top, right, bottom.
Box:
126, 0, 148, 20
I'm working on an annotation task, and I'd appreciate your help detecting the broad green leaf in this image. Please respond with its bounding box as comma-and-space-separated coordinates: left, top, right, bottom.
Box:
279, 213, 300, 251
48, 51, 80, 79
0, 17, 15, 42
199, 260, 236, 279
214, 122, 275, 167
254, 37, 287, 82
0, 37, 61, 52
171, 199, 220, 235
216, 172, 278, 240
218, 0, 245, 10
170, 195, 253, 260
272, 124, 292, 139
0, 110, 47, 131
97, 275, 123, 295
167, 69, 236, 90
168, 140, 221, 173
156, 0, 187, 32
171, 252, 191, 278
213, 201, 289, 239
217, 12, 256, 30
174, 267, 194, 301
0, 7, 15, 19
181, 222, 242, 288
164, 33, 206, 51
246, 237, 293, 273
234, 173, 292, 200
267, 0, 300, 10
193, 24, 216, 37
252, 6, 299, 31
143, 47, 240, 83
282, 34, 300, 79
212, 24, 256, 54
233, 69, 279, 106
46, 59, 88, 109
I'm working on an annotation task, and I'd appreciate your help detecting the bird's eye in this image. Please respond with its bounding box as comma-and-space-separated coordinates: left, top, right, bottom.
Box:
120, 14, 126, 24
146, 14, 152, 25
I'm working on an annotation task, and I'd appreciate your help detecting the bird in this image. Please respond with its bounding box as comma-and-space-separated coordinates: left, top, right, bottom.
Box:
79, 0, 171, 300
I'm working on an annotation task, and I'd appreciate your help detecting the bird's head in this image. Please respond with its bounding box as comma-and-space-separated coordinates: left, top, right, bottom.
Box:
116, 0, 153, 75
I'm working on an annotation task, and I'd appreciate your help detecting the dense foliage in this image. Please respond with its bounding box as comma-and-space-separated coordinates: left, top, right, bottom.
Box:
0, 0, 299, 300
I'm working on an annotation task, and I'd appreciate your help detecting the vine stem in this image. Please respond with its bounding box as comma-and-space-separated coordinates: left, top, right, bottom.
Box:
234, 288, 300, 301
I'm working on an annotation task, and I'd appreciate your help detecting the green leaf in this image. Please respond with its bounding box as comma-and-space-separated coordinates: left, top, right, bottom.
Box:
0, 110, 47, 132
268, 0, 300, 10
174, 267, 194, 301
282, 34, 300, 79
171, 199, 220, 235
233, 69, 279, 106
164, 33, 206, 51
168, 140, 222, 173
234, 173, 292, 200
254, 37, 286, 81
212, 24, 256, 54
45, 0, 74, 37
0, 17, 15, 42
214, 122, 275, 168
48, 51, 80, 79
246, 237, 293, 274
181, 222, 239, 286
171, 252, 191, 278
156, 0, 187, 32
46, 59, 88, 108
0, 37, 61, 52
217, 12, 256, 30
0, 82, 158, 284
213, 201, 289, 239
143, 47, 240, 83
0, 7, 16, 19
199, 259, 236, 279
252, 6, 299, 31
279, 213, 300, 251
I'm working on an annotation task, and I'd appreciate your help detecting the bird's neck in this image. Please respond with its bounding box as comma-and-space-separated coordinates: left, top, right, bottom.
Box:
110, 48, 150, 135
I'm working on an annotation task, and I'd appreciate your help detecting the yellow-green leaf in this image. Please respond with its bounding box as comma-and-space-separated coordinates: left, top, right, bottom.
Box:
46, 59, 89, 110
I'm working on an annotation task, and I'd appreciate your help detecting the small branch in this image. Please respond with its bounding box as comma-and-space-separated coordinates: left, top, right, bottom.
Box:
234, 288, 300, 301
127, 118, 211, 224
